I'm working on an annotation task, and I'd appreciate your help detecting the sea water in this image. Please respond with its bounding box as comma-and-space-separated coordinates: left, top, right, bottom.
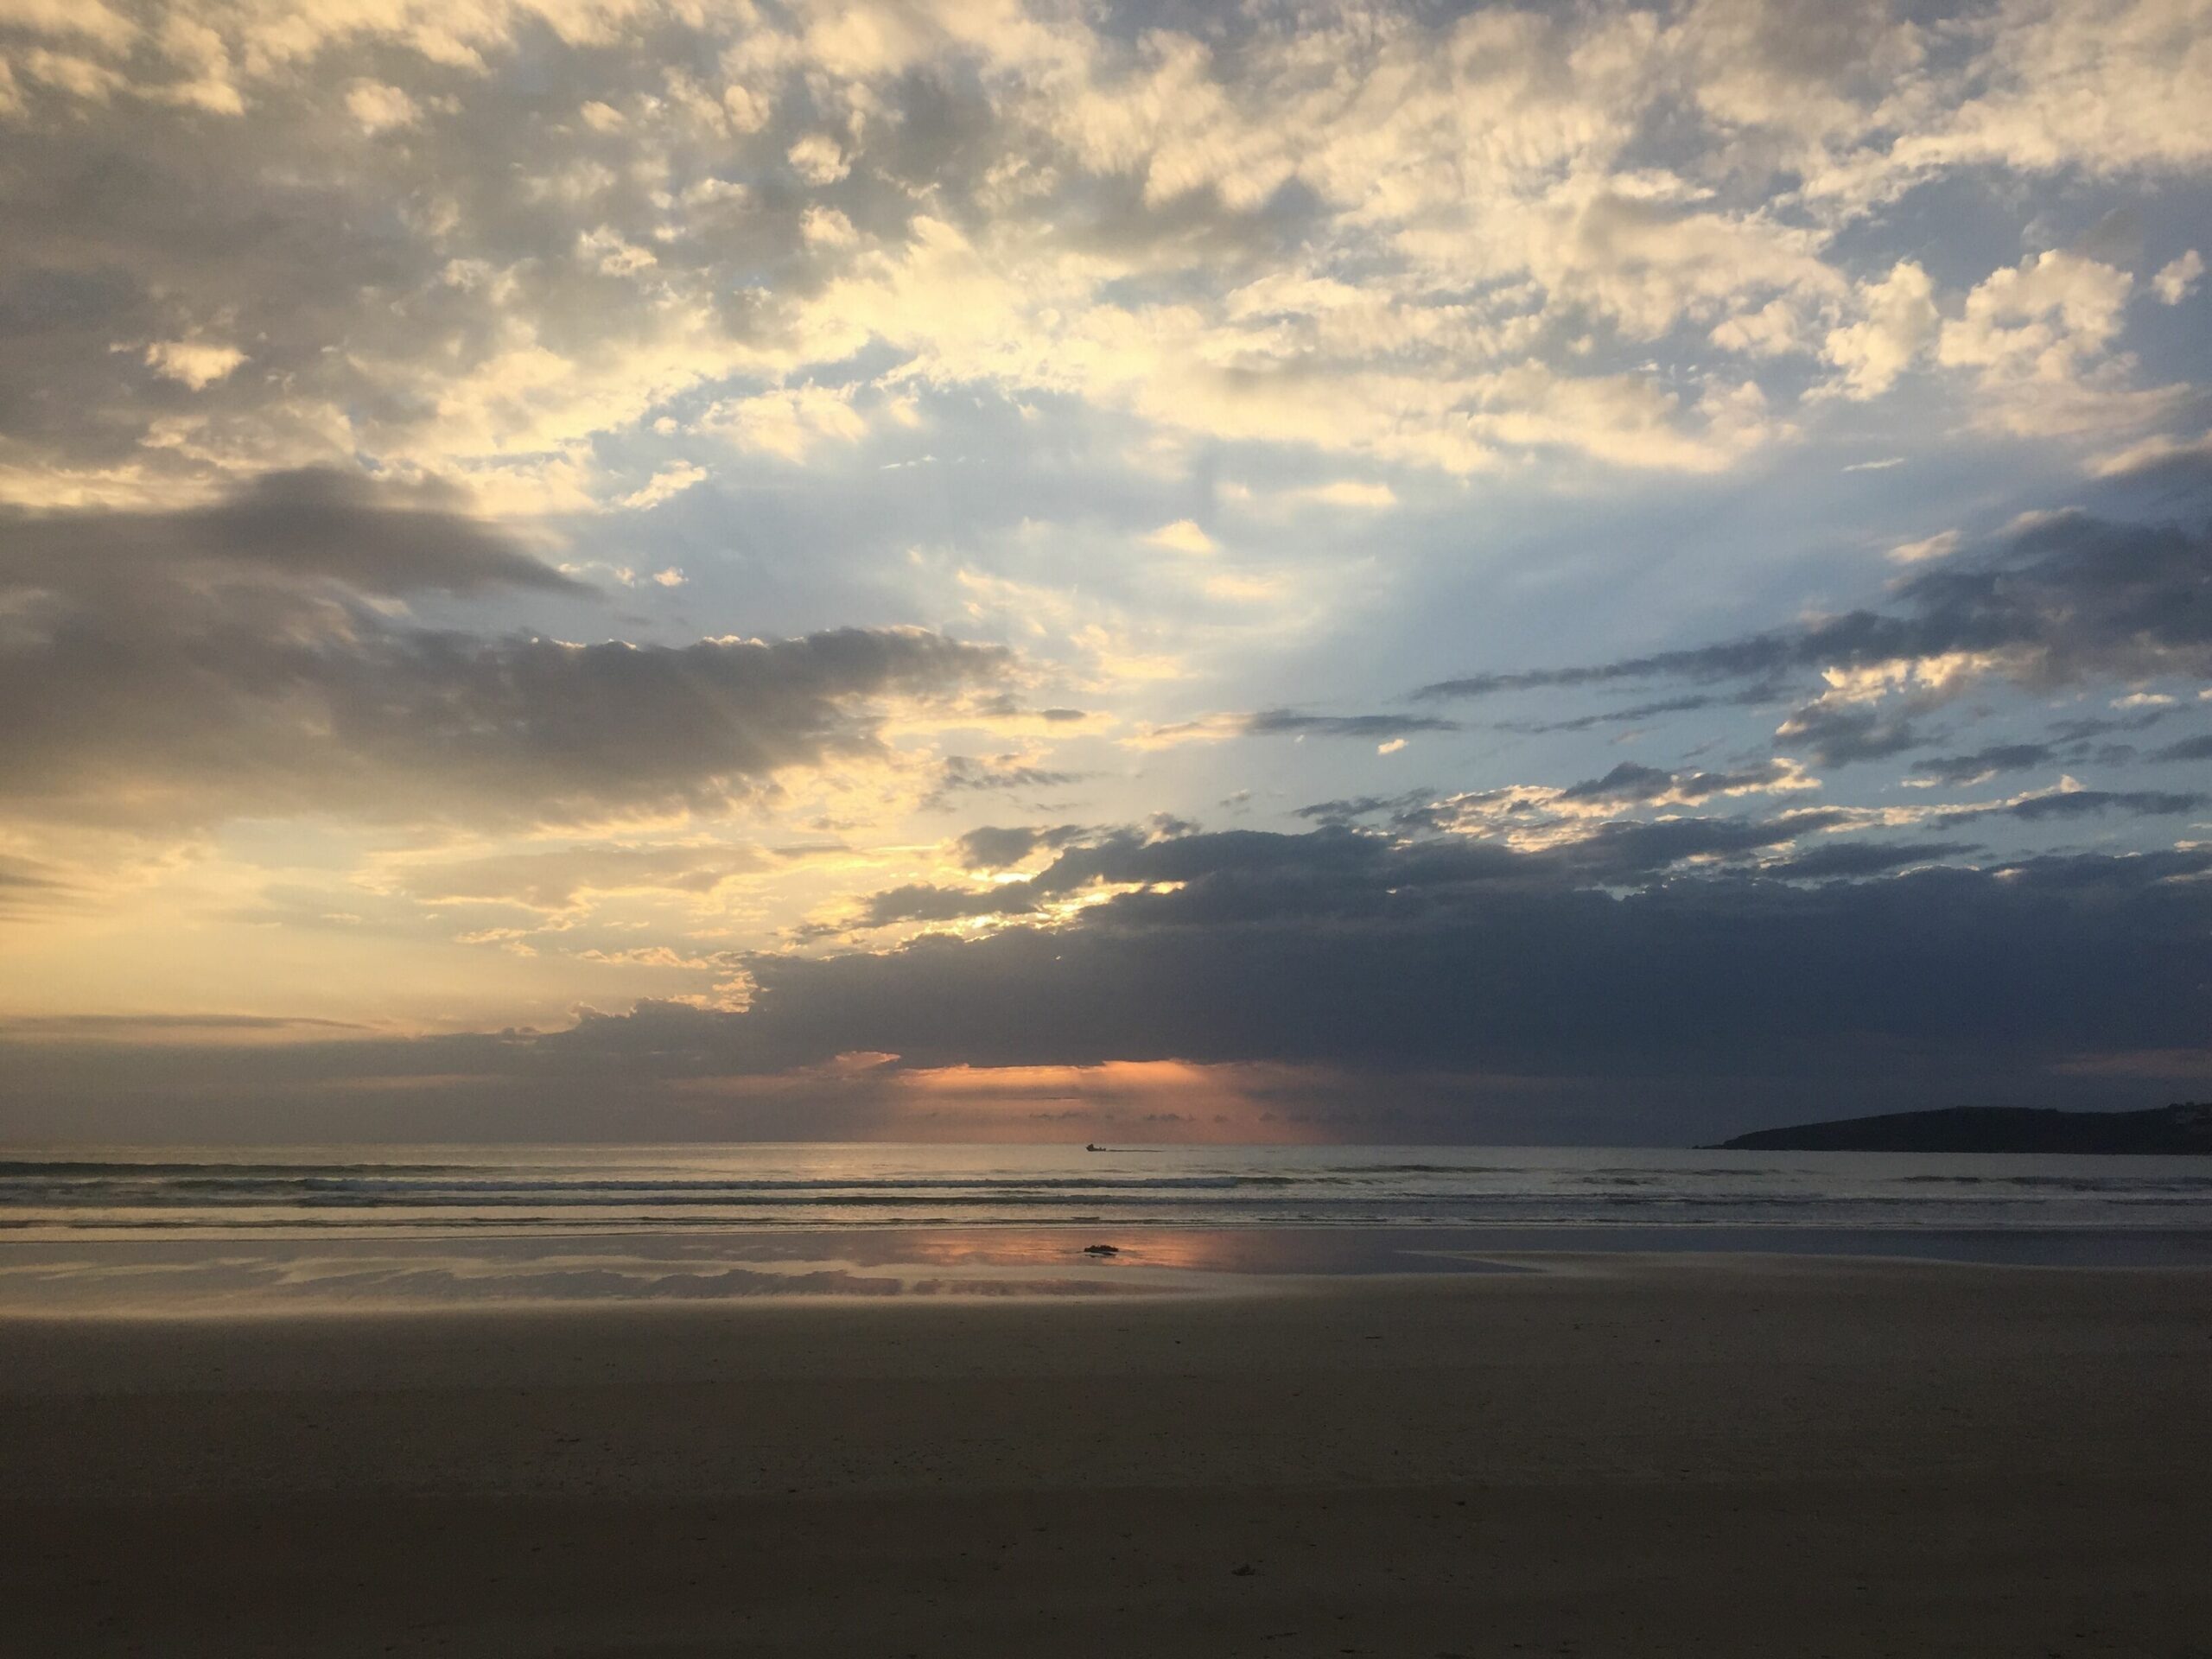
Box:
3, 1142, 2207, 1310
5, 1141, 2210, 1232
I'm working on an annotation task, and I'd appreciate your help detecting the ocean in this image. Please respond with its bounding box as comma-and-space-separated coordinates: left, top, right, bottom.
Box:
3, 1142, 2209, 1311
8, 1141, 2212, 1232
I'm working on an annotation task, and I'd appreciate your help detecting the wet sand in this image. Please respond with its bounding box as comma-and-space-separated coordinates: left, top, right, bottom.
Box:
3, 1252, 2208, 1656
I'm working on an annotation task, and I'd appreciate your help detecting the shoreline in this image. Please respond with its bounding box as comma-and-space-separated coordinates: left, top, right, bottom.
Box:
5, 1222, 2212, 1320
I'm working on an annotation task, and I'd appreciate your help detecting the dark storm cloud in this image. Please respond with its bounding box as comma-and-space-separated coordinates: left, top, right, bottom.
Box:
1772, 701, 1926, 766
868, 827, 1335, 925
0, 467, 585, 597
0, 853, 73, 919
2048, 708, 2180, 742
967, 694, 1093, 724
1135, 709, 1461, 745
1294, 790, 1435, 827
1934, 787, 2206, 826
1239, 709, 1461, 740
554, 836, 2212, 1082
864, 824, 1424, 929
1908, 742, 2061, 785
1904, 709, 2201, 785
951, 823, 1090, 870
1297, 758, 1809, 837
1419, 632, 1807, 702
861, 881, 1039, 926
1758, 840, 1967, 879
1417, 512, 2212, 706
1555, 759, 1801, 804
1502, 690, 1777, 734
0, 471, 1009, 827
861, 809, 1862, 931
0, 619, 1006, 828
1531, 811, 1856, 879
9, 832, 2209, 1138
922, 755, 1092, 808
2150, 732, 2212, 763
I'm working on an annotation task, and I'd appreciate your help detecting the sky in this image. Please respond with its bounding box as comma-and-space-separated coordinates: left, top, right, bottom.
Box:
1, 0, 2209, 1146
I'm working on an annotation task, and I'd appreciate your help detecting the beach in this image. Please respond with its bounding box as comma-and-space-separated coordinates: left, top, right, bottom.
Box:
4, 1250, 2209, 1656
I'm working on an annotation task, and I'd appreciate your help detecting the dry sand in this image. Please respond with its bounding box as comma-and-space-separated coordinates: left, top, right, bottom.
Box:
3, 1251, 2208, 1656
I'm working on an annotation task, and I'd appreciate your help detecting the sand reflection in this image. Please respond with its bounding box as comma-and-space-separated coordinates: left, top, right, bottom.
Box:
0, 1225, 1535, 1315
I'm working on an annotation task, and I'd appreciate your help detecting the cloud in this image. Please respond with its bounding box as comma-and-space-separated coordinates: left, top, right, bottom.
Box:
537, 837, 2212, 1090
1881, 0, 2212, 181
1772, 698, 1925, 766
380, 843, 770, 912
1135, 709, 1462, 747
1293, 789, 1436, 827
1290, 480, 1396, 510
1295, 759, 1821, 844
785, 133, 849, 186
1, 1015, 378, 1045
1758, 839, 1963, 880
703, 386, 872, 462
1822, 261, 1939, 397
1144, 518, 1216, 555
1908, 743, 2061, 787
0, 851, 73, 918
2154, 250, 2204, 304
1241, 709, 1460, 741
0, 468, 1009, 828
951, 823, 1090, 871
859, 880, 1042, 929
12, 828, 2212, 1138
1501, 690, 1775, 735
859, 796, 1876, 935
1417, 510, 2212, 735
922, 753, 1090, 809
1934, 249, 2164, 435
0, 0, 1872, 503
618, 461, 707, 511
1, 617, 1005, 830
1, 467, 583, 597
343, 80, 419, 134
860, 823, 1439, 931
2089, 429, 2212, 477
3, 0, 2212, 1141
1552, 758, 1814, 808
143, 338, 246, 389
1933, 780, 2205, 826
2150, 733, 2212, 763
1409, 497, 2212, 794
1887, 530, 1959, 566
1, 0, 2199, 530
